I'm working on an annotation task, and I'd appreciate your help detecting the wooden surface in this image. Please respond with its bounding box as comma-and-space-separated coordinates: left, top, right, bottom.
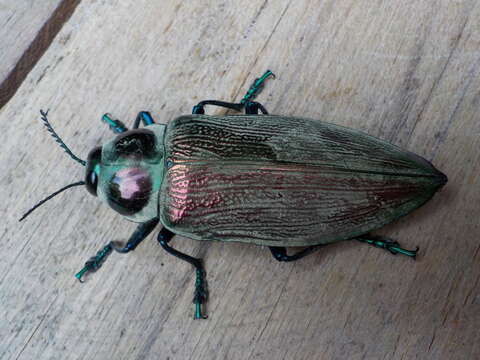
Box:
1, 1, 479, 359
0, 0, 80, 108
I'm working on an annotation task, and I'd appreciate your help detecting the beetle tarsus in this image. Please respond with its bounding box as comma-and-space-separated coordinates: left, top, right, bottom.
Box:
356, 237, 418, 259
74, 243, 113, 282
241, 70, 276, 104
193, 268, 208, 319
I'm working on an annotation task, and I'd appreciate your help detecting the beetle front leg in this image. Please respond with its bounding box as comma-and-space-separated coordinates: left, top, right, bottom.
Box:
269, 245, 323, 262
157, 228, 208, 319
101, 113, 129, 133
74, 218, 159, 281
133, 111, 155, 129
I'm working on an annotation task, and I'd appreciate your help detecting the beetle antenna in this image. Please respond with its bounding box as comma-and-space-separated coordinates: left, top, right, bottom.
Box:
19, 181, 86, 222
40, 109, 86, 166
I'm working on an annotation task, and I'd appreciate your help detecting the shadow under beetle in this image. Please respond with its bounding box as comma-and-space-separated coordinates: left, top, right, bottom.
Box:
21, 70, 448, 319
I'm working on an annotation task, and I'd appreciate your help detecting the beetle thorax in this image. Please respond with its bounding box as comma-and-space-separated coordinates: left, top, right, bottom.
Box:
97, 124, 166, 223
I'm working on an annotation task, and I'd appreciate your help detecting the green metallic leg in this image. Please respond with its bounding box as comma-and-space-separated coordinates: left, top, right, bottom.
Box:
157, 228, 208, 319
269, 245, 323, 262
74, 218, 159, 282
356, 235, 418, 258
192, 70, 274, 115
133, 111, 155, 129
240, 70, 275, 105
101, 113, 128, 133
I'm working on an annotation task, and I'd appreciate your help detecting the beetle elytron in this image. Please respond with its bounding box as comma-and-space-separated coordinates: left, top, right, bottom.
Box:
21, 71, 447, 319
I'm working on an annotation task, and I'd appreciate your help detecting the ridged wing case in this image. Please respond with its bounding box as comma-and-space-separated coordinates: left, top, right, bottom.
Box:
159, 115, 446, 247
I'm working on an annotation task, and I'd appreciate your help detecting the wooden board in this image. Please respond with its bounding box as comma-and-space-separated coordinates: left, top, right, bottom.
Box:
0, 0, 81, 107
1, 1, 479, 359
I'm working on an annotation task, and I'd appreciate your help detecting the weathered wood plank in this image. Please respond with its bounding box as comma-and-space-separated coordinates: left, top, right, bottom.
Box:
0, 0, 80, 108
0, 0, 479, 359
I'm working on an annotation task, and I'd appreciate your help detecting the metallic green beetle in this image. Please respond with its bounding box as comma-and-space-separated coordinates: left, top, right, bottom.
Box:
21, 71, 447, 319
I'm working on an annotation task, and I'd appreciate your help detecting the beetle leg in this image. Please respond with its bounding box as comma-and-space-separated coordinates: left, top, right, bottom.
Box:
101, 113, 128, 133
110, 217, 159, 253
74, 218, 159, 282
133, 111, 155, 129
192, 99, 269, 115
244, 101, 269, 115
192, 70, 274, 115
240, 70, 275, 104
356, 236, 418, 259
192, 100, 243, 115
157, 228, 208, 319
269, 245, 323, 262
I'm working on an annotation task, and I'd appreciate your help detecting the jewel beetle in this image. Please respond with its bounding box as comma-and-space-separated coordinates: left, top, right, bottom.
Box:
20, 70, 447, 319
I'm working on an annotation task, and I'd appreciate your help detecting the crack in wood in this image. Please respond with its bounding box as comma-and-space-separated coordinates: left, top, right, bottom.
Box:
0, 0, 81, 110
14, 295, 58, 360
246, 263, 295, 360
427, 328, 437, 352
230, 0, 292, 108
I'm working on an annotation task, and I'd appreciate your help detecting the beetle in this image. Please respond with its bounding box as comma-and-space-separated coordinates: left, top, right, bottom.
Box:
20, 70, 447, 319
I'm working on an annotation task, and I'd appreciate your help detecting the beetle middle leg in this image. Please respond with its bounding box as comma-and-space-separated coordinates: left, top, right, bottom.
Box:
244, 101, 268, 114
269, 245, 323, 262
192, 70, 274, 115
74, 218, 159, 282
157, 228, 208, 319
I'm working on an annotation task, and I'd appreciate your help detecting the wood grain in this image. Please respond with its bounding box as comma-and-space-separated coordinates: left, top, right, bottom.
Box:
0, 0, 81, 108
0, 1, 479, 359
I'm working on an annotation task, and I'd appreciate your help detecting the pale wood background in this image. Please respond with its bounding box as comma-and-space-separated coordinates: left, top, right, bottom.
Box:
1, 1, 479, 359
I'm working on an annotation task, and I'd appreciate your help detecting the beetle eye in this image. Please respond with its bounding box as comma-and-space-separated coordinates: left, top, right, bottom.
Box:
85, 146, 102, 196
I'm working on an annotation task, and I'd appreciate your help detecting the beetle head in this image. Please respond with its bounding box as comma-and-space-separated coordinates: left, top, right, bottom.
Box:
20, 111, 166, 224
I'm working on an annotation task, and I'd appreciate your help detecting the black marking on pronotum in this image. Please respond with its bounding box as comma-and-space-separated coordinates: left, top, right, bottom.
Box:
40, 109, 86, 166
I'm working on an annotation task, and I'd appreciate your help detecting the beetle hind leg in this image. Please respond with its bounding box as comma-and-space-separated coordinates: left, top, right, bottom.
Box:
356, 235, 418, 258
157, 228, 208, 319
269, 245, 323, 262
